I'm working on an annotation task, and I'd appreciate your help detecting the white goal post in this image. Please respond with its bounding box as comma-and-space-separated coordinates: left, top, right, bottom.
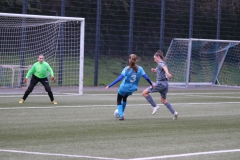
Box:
165, 38, 240, 88
0, 13, 85, 94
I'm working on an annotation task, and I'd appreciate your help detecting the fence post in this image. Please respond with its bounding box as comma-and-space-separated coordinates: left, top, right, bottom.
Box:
20, 0, 27, 86
189, 0, 194, 38
58, 0, 66, 86
94, 0, 101, 86
159, 0, 165, 52
128, 0, 134, 56
216, 0, 221, 40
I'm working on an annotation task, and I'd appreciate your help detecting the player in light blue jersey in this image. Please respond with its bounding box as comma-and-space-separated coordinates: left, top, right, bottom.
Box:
142, 50, 178, 120
105, 54, 154, 120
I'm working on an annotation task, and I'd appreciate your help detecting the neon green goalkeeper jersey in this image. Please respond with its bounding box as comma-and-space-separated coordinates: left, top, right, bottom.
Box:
26, 61, 54, 78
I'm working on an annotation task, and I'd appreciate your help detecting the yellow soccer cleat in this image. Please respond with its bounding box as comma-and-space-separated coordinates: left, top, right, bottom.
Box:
19, 99, 24, 104
52, 100, 57, 105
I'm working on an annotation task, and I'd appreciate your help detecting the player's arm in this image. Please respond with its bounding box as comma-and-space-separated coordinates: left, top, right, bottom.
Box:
142, 74, 152, 85
46, 63, 56, 82
162, 66, 172, 79
142, 74, 155, 88
23, 65, 36, 83
25, 65, 35, 78
105, 74, 124, 89
139, 67, 154, 88
151, 68, 156, 72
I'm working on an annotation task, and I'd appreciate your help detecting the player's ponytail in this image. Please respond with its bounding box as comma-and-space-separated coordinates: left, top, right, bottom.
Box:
128, 54, 140, 72
154, 50, 165, 61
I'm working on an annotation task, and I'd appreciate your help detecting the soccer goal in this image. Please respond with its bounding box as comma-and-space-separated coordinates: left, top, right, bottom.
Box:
165, 38, 240, 88
0, 13, 85, 94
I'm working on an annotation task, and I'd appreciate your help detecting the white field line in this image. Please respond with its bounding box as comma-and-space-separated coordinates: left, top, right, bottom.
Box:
128, 149, 240, 160
0, 149, 122, 160
70, 92, 238, 96
183, 94, 240, 99
0, 94, 81, 98
0, 102, 240, 110
0, 149, 240, 160
0, 91, 240, 98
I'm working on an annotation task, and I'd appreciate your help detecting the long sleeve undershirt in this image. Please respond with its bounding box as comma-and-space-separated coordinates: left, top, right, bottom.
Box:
108, 74, 152, 88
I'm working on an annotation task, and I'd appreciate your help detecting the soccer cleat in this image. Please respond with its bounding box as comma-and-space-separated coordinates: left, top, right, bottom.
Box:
19, 99, 24, 104
52, 100, 57, 105
118, 117, 124, 121
173, 112, 178, 120
152, 105, 159, 115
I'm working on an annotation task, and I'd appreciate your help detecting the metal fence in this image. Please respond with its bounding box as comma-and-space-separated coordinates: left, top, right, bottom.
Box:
1, 0, 240, 86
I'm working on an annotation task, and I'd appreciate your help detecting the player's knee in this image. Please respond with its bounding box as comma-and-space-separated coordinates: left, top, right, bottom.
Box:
142, 90, 148, 97
161, 98, 167, 104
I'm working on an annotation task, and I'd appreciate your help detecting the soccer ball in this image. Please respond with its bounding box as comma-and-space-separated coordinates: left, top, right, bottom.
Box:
114, 109, 120, 118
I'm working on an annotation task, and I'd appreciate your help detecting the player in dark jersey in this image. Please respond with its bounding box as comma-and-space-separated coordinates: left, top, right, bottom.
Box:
142, 50, 178, 120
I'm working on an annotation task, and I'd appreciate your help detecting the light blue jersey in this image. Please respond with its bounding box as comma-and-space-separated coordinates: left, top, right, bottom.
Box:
118, 66, 145, 95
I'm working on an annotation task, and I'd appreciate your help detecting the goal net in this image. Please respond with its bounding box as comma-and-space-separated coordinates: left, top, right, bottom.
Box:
0, 13, 85, 94
165, 38, 240, 88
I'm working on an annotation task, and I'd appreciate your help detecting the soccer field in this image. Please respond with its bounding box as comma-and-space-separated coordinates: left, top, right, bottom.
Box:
0, 87, 240, 160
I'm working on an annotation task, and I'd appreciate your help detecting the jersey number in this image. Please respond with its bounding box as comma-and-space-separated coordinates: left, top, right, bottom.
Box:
130, 74, 136, 82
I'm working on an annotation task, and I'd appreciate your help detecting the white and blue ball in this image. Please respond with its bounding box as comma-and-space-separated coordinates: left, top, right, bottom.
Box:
114, 109, 120, 118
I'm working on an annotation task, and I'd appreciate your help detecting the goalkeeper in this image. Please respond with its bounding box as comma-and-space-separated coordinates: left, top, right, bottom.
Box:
19, 54, 57, 104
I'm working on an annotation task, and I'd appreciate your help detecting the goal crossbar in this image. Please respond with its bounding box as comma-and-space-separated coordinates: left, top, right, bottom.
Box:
0, 12, 85, 21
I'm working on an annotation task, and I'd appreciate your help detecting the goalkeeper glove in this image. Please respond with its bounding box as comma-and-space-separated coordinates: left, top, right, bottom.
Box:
23, 78, 27, 83
51, 77, 56, 83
